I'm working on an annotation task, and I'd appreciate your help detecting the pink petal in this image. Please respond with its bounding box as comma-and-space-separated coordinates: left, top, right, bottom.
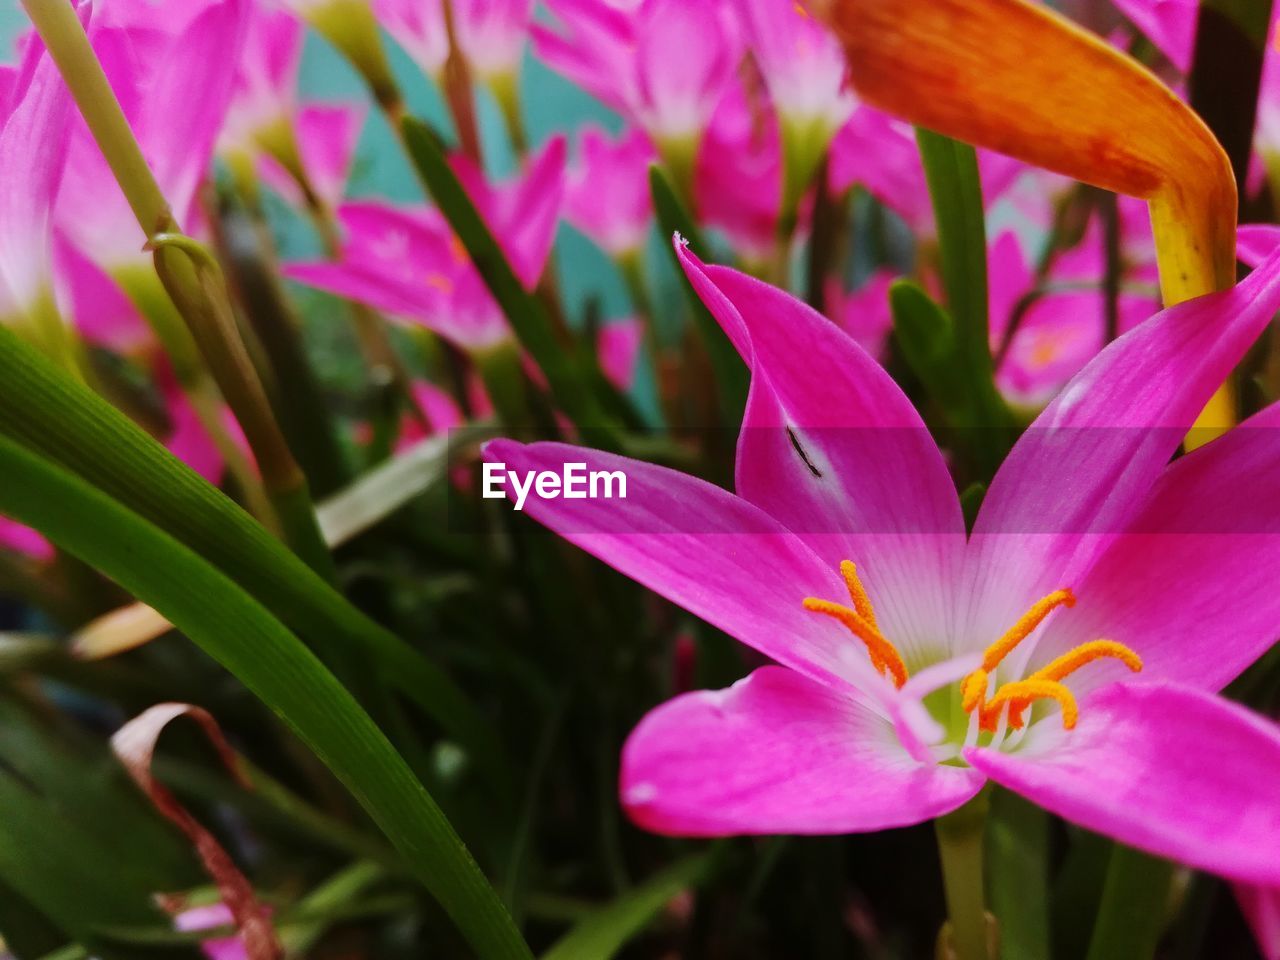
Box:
694, 78, 782, 262
52, 231, 152, 354
496, 135, 566, 287
1028, 400, 1280, 695
0, 517, 54, 563
967, 246, 1280, 659
678, 246, 965, 665
968, 683, 1280, 886
375, 0, 448, 79
633, 0, 737, 142
565, 125, 654, 257
295, 101, 366, 209
0, 25, 76, 315
455, 0, 534, 78
622, 666, 984, 836
1239, 223, 1280, 268
596, 317, 643, 392
60, 0, 248, 267
483, 439, 894, 698
1109, 0, 1198, 72
734, 0, 853, 129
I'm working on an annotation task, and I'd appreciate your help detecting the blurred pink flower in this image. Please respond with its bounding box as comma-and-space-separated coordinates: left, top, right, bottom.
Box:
826, 269, 896, 360
597, 317, 643, 391
694, 79, 782, 264
174, 903, 246, 960
376, 0, 531, 83
258, 101, 366, 210
533, 0, 738, 148
455, 0, 535, 82
0, 23, 76, 323
375, 0, 449, 80
56, 0, 248, 271
828, 106, 1024, 235
988, 228, 1158, 409
1110, 0, 1198, 72
286, 136, 565, 352
565, 125, 654, 258
734, 0, 853, 134
0, 518, 53, 564
488, 239, 1280, 884
219, 3, 304, 158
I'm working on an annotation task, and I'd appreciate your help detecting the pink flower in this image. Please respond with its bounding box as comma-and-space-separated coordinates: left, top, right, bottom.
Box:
56, 0, 249, 271
218, 3, 303, 159
1109, 0, 1199, 72
828, 107, 1024, 235
533, 0, 738, 148
826, 269, 896, 360
0, 24, 76, 323
0, 518, 53, 564
258, 101, 367, 211
455, 0, 535, 82
565, 125, 654, 258
375, 0, 448, 80
988, 228, 1159, 409
174, 904, 246, 960
693, 79, 782, 264
597, 317, 643, 392
375, 0, 531, 84
486, 239, 1280, 886
285, 136, 565, 352
734, 0, 853, 134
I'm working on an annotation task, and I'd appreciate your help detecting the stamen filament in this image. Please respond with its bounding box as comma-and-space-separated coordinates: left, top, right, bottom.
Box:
961, 590, 1142, 733
839, 560, 879, 632
982, 678, 1078, 731
802, 596, 908, 689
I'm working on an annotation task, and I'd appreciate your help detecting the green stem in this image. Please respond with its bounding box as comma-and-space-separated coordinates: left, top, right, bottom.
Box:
1084, 846, 1174, 960
935, 792, 993, 960
474, 340, 535, 435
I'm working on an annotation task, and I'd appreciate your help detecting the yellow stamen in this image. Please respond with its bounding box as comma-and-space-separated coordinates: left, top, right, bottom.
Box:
839, 560, 879, 632
802, 573, 909, 689
982, 678, 1078, 731
962, 591, 1143, 732
979, 588, 1076, 674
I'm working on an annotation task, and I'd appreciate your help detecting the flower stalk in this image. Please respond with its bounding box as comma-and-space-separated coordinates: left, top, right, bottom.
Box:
935, 791, 996, 960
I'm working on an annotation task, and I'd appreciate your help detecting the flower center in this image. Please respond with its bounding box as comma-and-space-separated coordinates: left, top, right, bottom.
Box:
804, 562, 1143, 731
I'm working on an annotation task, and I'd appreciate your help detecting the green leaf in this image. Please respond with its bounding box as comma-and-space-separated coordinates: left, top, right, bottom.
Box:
914, 129, 1015, 475
889, 280, 1012, 478
0, 769, 201, 960
889, 279, 967, 408
398, 116, 620, 448
0, 436, 532, 960
541, 849, 721, 960
649, 165, 748, 425
1084, 845, 1175, 960
987, 788, 1050, 960
0, 324, 506, 793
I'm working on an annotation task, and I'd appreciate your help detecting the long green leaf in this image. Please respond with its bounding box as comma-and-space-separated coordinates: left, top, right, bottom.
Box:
0, 771, 201, 960
913, 130, 1015, 474
1084, 845, 1174, 960
399, 117, 619, 448
0, 436, 532, 960
0, 325, 505, 791
541, 850, 720, 960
